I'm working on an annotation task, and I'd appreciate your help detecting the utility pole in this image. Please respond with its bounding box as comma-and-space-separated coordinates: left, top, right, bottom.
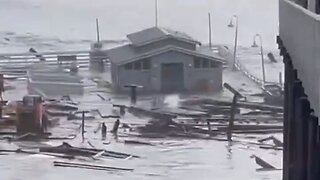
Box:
208, 13, 212, 48
155, 0, 158, 27
96, 18, 100, 43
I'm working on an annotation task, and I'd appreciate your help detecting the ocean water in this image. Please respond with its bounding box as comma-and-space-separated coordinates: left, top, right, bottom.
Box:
0, 1, 283, 180
0, 0, 278, 52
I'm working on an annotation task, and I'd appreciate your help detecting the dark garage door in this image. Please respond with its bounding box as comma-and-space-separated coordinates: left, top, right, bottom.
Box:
161, 63, 184, 92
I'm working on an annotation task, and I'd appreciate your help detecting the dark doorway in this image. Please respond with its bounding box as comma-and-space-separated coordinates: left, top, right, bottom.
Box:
161, 63, 184, 92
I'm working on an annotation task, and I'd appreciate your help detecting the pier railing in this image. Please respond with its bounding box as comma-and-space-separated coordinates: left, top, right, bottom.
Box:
0, 50, 109, 70
279, 0, 320, 117
235, 60, 282, 96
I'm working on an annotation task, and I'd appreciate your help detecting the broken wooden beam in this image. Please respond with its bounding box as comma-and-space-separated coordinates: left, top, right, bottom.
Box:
228, 95, 238, 141
182, 99, 283, 113
258, 136, 283, 147
39, 142, 139, 159
44, 102, 78, 111
267, 52, 277, 63
224, 83, 244, 98
231, 129, 283, 134
250, 155, 277, 170
0, 149, 75, 159
124, 140, 155, 146
217, 125, 283, 131
53, 161, 134, 172
128, 106, 176, 119
259, 146, 283, 150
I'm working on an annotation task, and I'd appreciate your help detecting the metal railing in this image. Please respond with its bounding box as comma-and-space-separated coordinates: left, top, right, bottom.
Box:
234, 59, 282, 96
0, 50, 110, 72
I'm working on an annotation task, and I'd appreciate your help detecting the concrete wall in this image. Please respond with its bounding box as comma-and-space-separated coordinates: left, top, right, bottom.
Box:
137, 38, 196, 52
113, 50, 223, 93
279, 0, 320, 117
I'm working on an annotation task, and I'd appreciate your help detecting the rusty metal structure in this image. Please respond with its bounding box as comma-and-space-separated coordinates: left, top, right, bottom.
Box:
16, 95, 45, 134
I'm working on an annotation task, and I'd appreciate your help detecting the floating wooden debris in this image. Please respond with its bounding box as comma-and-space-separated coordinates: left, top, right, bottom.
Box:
44, 101, 78, 111
46, 109, 72, 116
259, 146, 283, 151
93, 109, 120, 119
53, 161, 134, 172
250, 155, 277, 170
128, 106, 176, 119
0, 149, 74, 159
267, 52, 277, 63
217, 125, 282, 131
182, 98, 283, 113
124, 140, 155, 146
40, 142, 139, 159
258, 136, 283, 147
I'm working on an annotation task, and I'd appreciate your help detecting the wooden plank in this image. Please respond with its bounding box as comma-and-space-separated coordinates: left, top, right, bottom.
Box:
182, 98, 283, 112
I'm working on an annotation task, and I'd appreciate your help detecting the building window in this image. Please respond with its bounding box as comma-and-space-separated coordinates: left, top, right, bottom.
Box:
134, 61, 142, 70
142, 58, 151, 70
124, 63, 133, 70
194, 58, 201, 68
194, 57, 219, 69
297, 0, 308, 8
123, 58, 151, 71
202, 59, 209, 68
210, 61, 219, 68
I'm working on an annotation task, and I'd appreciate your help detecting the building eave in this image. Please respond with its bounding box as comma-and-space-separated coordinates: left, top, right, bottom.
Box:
129, 35, 201, 47
112, 45, 225, 66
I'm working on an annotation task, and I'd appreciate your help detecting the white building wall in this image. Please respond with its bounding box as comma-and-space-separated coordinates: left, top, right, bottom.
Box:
279, 0, 320, 118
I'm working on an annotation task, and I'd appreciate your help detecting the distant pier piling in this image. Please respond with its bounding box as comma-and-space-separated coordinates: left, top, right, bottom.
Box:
124, 85, 142, 105
0, 74, 4, 100
89, 48, 106, 73
82, 111, 85, 141
113, 104, 126, 116
89, 18, 107, 73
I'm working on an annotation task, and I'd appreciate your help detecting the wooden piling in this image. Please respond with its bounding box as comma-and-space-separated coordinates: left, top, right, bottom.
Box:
111, 119, 120, 135
227, 95, 237, 141
131, 87, 137, 105
206, 120, 212, 136
0, 74, 3, 100
124, 85, 140, 105
101, 123, 107, 138
120, 106, 125, 116
82, 111, 85, 141
279, 72, 283, 86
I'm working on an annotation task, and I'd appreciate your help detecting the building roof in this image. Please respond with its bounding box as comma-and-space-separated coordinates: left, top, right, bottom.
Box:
127, 27, 201, 47
107, 44, 226, 66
